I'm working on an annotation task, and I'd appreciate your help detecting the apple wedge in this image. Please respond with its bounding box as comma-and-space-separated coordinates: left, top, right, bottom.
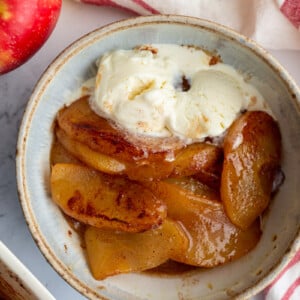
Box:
56, 128, 126, 175
85, 219, 189, 279
50, 163, 166, 232
221, 111, 281, 229
50, 137, 81, 165
56, 123, 222, 181
147, 179, 261, 267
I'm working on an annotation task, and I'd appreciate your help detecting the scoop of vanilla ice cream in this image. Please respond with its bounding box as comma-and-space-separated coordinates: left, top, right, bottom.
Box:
167, 70, 245, 140
90, 44, 268, 143
91, 47, 179, 137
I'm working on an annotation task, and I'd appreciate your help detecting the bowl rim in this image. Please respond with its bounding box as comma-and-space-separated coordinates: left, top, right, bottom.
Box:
16, 14, 300, 300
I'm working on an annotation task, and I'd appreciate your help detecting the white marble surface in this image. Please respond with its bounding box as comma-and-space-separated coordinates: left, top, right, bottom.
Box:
0, 0, 299, 299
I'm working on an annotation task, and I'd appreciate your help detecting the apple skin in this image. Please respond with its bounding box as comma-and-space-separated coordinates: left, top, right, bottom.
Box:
0, 0, 62, 74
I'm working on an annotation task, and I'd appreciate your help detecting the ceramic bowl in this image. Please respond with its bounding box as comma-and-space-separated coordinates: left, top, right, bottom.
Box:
16, 15, 300, 300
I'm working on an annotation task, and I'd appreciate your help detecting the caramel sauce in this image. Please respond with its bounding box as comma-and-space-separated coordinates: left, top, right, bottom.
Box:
146, 260, 198, 276
64, 214, 87, 249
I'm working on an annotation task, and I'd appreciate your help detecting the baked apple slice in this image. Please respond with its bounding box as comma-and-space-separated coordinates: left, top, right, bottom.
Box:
165, 177, 220, 201
56, 124, 222, 181
50, 163, 166, 232
147, 179, 261, 267
50, 137, 81, 165
221, 111, 281, 229
57, 96, 184, 162
85, 219, 189, 279
192, 149, 223, 190
56, 128, 126, 175
169, 142, 222, 179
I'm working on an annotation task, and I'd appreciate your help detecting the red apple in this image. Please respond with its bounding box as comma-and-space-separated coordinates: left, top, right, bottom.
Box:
0, 0, 62, 74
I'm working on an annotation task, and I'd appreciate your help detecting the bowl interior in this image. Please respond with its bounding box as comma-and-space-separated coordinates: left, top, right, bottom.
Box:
17, 15, 300, 300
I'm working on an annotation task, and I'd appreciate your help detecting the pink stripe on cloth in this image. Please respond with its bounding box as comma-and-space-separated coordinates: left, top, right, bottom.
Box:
282, 276, 300, 300
271, 251, 300, 286
131, 0, 160, 14
80, 0, 138, 15
81, 0, 117, 6
280, 0, 300, 28
264, 249, 300, 299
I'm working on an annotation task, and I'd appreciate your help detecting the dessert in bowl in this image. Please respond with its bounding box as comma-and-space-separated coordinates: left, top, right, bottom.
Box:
16, 15, 300, 300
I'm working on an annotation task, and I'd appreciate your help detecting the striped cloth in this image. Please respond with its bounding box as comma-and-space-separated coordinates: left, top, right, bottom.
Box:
75, 0, 300, 299
264, 251, 300, 300
76, 0, 300, 49
280, 0, 300, 28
